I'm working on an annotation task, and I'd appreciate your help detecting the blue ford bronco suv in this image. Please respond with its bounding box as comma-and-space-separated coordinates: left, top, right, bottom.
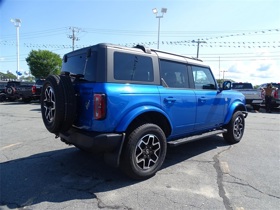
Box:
41, 43, 247, 179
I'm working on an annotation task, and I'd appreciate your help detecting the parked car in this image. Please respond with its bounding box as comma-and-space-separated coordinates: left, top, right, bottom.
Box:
259, 83, 280, 108
5, 81, 34, 102
40, 43, 247, 180
231, 82, 262, 110
32, 79, 45, 100
0, 81, 8, 102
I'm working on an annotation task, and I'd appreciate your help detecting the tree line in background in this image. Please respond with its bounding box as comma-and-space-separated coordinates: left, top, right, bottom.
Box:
0, 50, 61, 81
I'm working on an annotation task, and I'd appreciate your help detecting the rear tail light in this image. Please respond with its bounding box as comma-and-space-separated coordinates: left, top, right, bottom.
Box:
94, 94, 106, 120
274, 90, 278, 99
32, 85, 36, 94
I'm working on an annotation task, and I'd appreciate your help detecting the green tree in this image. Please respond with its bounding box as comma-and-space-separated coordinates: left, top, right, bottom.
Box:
26, 50, 62, 78
19, 75, 35, 82
0, 71, 17, 80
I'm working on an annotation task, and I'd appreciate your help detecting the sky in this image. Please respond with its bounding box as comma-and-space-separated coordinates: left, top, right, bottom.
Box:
1, 0, 280, 85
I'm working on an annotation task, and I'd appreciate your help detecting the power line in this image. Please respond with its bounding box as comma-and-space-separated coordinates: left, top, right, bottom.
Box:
1, 27, 68, 40
1, 27, 279, 40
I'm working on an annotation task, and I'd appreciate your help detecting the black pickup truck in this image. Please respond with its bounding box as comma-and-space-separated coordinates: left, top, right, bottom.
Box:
32, 79, 45, 100
5, 81, 34, 102
0, 81, 7, 102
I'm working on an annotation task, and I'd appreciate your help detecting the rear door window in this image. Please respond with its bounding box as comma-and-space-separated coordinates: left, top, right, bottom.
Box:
114, 52, 154, 82
159, 60, 189, 88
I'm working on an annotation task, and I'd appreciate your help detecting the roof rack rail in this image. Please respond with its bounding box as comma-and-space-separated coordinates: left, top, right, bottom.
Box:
191, 57, 203, 62
134, 45, 151, 54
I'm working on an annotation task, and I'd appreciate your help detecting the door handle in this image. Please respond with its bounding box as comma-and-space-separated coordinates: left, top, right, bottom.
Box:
198, 97, 206, 103
164, 97, 176, 103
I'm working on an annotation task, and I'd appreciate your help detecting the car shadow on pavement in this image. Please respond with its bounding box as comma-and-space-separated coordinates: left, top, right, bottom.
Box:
0, 147, 129, 208
0, 136, 228, 209
0, 101, 40, 106
163, 135, 228, 169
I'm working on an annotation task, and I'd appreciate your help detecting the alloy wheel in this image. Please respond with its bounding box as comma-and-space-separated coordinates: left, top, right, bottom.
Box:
43, 86, 55, 123
135, 134, 161, 170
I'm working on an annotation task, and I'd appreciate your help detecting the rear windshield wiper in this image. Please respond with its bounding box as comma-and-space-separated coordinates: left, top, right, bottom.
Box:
61, 71, 87, 81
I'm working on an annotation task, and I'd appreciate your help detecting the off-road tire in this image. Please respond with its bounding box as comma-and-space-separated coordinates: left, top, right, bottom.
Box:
223, 111, 245, 144
0, 93, 6, 102
121, 123, 167, 180
41, 75, 76, 134
59, 75, 77, 132
6, 87, 15, 96
41, 75, 65, 133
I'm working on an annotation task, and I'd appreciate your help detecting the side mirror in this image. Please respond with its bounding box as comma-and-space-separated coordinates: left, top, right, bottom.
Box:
222, 81, 232, 91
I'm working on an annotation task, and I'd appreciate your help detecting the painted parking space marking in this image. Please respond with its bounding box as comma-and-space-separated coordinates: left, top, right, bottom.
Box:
220, 161, 230, 174
0, 142, 22, 150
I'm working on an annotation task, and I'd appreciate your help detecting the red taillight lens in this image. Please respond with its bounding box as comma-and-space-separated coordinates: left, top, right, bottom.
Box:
94, 94, 106, 120
32, 85, 36, 94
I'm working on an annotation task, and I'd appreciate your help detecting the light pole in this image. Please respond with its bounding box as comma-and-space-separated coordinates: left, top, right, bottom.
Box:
11, 18, 21, 79
192, 39, 206, 58
152, 8, 167, 49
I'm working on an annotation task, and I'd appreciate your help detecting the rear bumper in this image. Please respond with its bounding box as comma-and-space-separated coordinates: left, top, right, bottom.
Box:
59, 127, 124, 153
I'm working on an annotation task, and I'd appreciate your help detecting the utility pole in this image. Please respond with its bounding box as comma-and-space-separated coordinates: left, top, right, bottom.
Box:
192, 39, 206, 58
68, 27, 80, 51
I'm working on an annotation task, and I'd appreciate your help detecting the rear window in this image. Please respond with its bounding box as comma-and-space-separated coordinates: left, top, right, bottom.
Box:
36, 80, 45, 85
113, 52, 154, 82
62, 50, 97, 81
232, 83, 253, 89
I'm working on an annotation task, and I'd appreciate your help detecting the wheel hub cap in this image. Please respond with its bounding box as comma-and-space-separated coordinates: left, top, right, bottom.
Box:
135, 134, 161, 170
43, 86, 55, 123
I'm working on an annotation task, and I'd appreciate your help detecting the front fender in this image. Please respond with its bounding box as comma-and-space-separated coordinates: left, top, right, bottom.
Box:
115, 105, 172, 132
224, 101, 247, 124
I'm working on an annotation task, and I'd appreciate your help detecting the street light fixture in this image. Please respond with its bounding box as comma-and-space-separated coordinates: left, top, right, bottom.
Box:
152, 7, 167, 49
192, 39, 206, 58
11, 18, 21, 79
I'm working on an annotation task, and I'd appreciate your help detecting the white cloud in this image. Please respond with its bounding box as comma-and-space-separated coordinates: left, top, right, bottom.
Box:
224, 51, 280, 86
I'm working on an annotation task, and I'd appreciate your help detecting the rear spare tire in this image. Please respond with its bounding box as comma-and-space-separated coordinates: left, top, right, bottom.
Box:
41, 75, 77, 134
59, 75, 77, 132
41, 75, 65, 133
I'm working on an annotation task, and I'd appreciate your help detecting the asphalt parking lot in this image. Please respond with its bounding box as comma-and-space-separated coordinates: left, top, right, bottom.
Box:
0, 102, 279, 210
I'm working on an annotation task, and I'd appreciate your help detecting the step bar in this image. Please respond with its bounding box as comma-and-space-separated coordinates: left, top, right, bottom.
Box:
167, 129, 227, 147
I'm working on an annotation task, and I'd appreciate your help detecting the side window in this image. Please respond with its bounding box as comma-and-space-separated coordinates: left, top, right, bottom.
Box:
159, 60, 189, 88
192, 66, 216, 90
114, 52, 154, 82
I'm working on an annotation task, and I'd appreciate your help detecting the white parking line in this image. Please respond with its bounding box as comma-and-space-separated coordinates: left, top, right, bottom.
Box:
0, 142, 22, 150
220, 161, 230, 174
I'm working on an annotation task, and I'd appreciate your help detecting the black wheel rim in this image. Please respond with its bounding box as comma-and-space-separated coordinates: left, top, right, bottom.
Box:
134, 134, 161, 170
6, 87, 12, 94
43, 86, 55, 123
233, 115, 243, 139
